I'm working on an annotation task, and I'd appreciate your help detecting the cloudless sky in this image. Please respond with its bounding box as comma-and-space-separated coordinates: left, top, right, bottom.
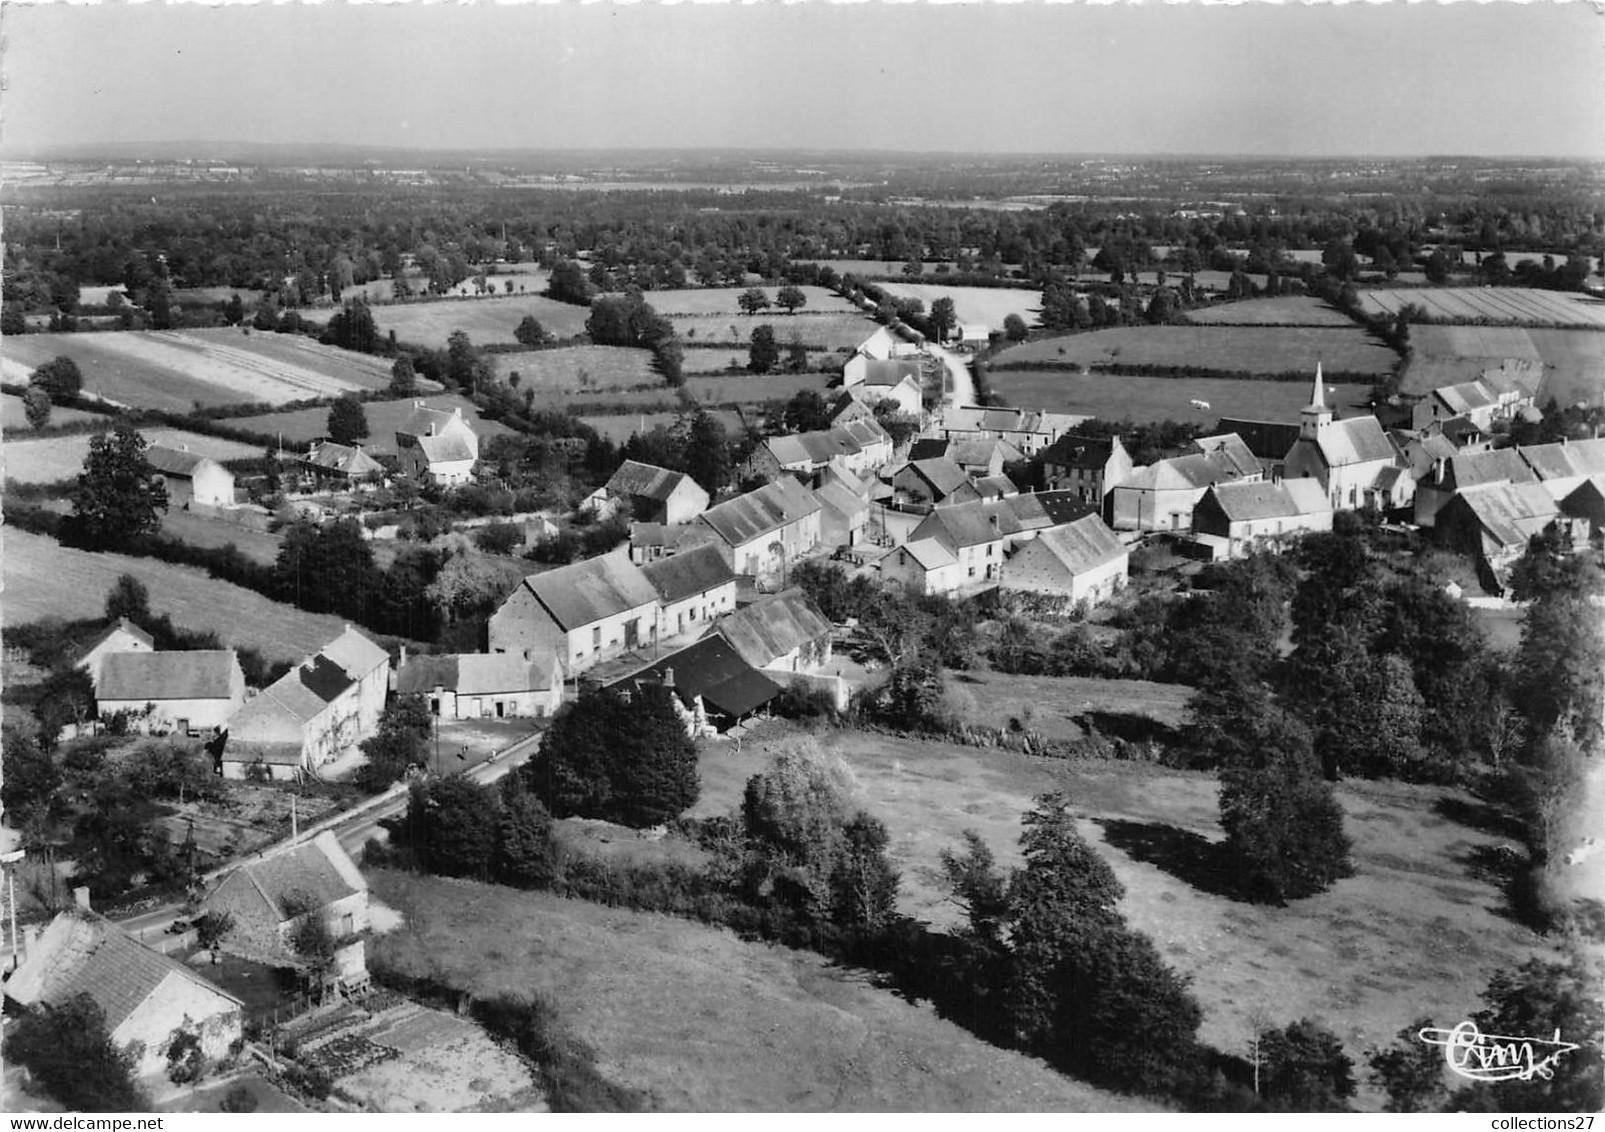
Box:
3, 2, 1603, 159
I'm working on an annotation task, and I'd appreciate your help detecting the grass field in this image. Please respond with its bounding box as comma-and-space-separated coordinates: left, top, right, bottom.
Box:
990, 369, 1374, 425
489, 346, 659, 391
4, 428, 266, 484
1, 329, 395, 410
367, 870, 1154, 1112
684, 372, 832, 404
366, 294, 593, 349
991, 326, 1397, 377
871, 283, 1043, 332
944, 672, 1193, 742
157, 508, 284, 565
578, 408, 748, 443
1356, 286, 1605, 329
3, 528, 351, 663
690, 724, 1554, 1105
0, 393, 104, 432
1400, 324, 1605, 406
680, 348, 841, 375
215, 394, 516, 452
1184, 296, 1357, 327
627, 285, 858, 316
673, 312, 874, 351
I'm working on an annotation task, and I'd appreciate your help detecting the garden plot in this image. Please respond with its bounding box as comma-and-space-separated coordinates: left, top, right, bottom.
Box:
336, 1002, 541, 1113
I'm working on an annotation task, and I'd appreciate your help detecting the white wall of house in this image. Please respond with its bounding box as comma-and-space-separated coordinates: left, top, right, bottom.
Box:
116, 973, 241, 1084
78, 631, 154, 686
1001, 543, 1128, 604
98, 688, 244, 735
727, 513, 822, 577
658, 581, 738, 640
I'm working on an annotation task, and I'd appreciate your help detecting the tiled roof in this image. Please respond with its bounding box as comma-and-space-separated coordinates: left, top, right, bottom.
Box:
973, 473, 1017, 498
1435, 380, 1498, 415
1033, 491, 1101, 525
1207, 480, 1330, 522
902, 457, 973, 498
1519, 438, 1605, 481
699, 477, 821, 547
235, 831, 366, 921
145, 445, 217, 478
605, 460, 696, 503
712, 589, 832, 669
398, 403, 470, 440
913, 498, 1027, 550
1118, 452, 1240, 493
321, 626, 389, 679
642, 543, 735, 604
78, 618, 156, 662
768, 429, 857, 468
527, 551, 657, 631
614, 636, 781, 719
97, 649, 239, 702
1454, 481, 1560, 549
416, 432, 476, 464
1450, 448, 1537, 490
900, 538, 958, 571
1039, 433, 1118, 470
1190, 434, 1261, 480
814, 480, 869, 521
304, 442, 383, 476
1027, 515, 1127, 576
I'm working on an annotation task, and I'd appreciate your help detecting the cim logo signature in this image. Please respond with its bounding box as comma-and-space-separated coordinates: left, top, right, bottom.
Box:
1419, 1022, 1580, 1084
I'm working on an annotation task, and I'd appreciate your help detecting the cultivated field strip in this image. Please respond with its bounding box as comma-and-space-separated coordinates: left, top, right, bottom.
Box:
129, 331, 372, 401
1357, 286, 1605, 328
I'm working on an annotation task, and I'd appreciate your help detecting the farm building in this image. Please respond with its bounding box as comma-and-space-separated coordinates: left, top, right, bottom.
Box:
695, 477, 823, 581
1187, 433, 1262, 481
628, 520, 718, 564
1411, 380, 1502, 433
75, 617, 155, 686
221, 626, 390, 780
4, 909, 243, 1088
396, 402, 479, 486
1414, 448, 1538, 528
394, 649, 564, 720
710, 588, 835, 675
1561, 477, 1605, 541
814, 479, 871, 548
906, 496, 1051, 585
1107, 451, 1254, 532
146, 444, 236, 508
842, 356, 924, 413
890, 457, 981, 511
643, 543, 739, 641
852, 325, 922, 361
94, 649, 247, 736
909, 436, 1022, 479
1191, 479, 1334, 558
743, 419, 893, 485
588, 459, 710, 526
300, 441, 385, 487
1038, 433, 1135, 504
878, 538, 967, 596
956, 324, 991, 348
198, 831, 369, 991
607, 635, 782, 735
1434, 480, 1586, 578
1000, 514, 1129, 605
936, 404, 1087, 457
1283, 365, 1412, 512
1518, 437, 1605, 502
488, 550, 660, 676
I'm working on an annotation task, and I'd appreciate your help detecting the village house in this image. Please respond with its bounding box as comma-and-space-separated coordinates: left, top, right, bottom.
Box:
935, 405, 1087, 457
1283, 365, 1412, 512
395, 401, 479, 486
300, 440, 385, 488
1000, 514, 1129, 605
1213, 418, 1303, 478
608, 635, 782, 736
973, 473, 1019, 501
627, 520, 718, 564
1411, 379, 1503, 433
1434, 480, 1586, 580
852, 324, 922, 362
1107, 450, 1254, 532
890, 456, 982, 510
1037, 432, 1135, 504
488, 550, 660, 676
878, 538, 968, 596
643, 543, 739, 641
4, 909, 244, 1087
710, 588, 835, 675
94, 649, 247, 736
814, 479, 871, 548
222, 626, 390, 781
587, 459, 710, 526
395, 649, 564, 720
1187, 433, 1262, 481
956, 324, 991, 349
1518, 437, 1605, 502
695, 477, 823, 581
841, 356, 925, 414
906, 496, 1048, 586
74, 617, 155, 686
1191, 479, 1334, 559
198, 831, 370, 992
743, 419, 893, 485
909, 436, 1022, 479
1413, 447, 1537, 528
145, 444, 236, 508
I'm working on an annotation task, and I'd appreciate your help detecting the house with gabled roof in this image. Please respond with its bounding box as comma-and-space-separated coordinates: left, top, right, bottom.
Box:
395, 648, 563, 720
145, 444, 235, 508
1187, 433, 1262, 481
878, 537, 967, 596
4, 909, 243, 1086
95, 649, 247, 736
1518, 437, 1605, 502
198, 831, 369, 990
1414, 447, 1537, 528
891, 456, 980, 511
814, 479, 871, 548
395, 401, 479, 486
695, 477, 823, 581
643, 543, 738, 640
907, 497, 1047, 586
1192, 479, 1334, 558
1001, 514, 1129, 605
909, 436, 1022, 479
1435, 480, 1584, 576
75, 617, 155, 687
709, 588, 835, 674
221, 626, 389, 780
1283, 365, 1412, 512
745, 419, 893, 485
843, 356, 925, 413
489, 549, 660, 676
936, 404, 1088, 457
301, 440, 385, 487
1038, 432, 1135, 504
1560, 476, 1605, 541
1107, 451, 1252, 532
1412, 380, 1502, 432
608, 635, 782, 734
589, 459, 710, 525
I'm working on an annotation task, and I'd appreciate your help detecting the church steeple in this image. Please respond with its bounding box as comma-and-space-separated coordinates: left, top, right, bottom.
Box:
1300, 361, 1333, 439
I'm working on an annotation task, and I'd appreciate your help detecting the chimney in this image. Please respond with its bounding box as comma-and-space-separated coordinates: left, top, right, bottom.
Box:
398, 645, 407, 669
662, 666, 675, 689
414, 399, 425, 409
74, 885, 91, 911
1434, 458, 1445, 486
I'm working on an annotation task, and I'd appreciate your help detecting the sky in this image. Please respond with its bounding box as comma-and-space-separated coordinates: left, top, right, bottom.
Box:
2, 1, 1603, 160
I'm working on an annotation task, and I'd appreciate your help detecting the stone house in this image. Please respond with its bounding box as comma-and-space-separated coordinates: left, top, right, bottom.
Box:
1191, 479, 1334, 558
395, 402, 479, 486
1038, 432, 1135, 504
695, 477, 823, 582
1000, 514, 1129, 605
146, 444, 236, 508
395, 649, 564, 720
710, 588, 835, 675
75, 617, 155, 687
488, 550, 661, 676
94, 649, 247, 735
588, 459, 710, 525
642, 543, 739, 641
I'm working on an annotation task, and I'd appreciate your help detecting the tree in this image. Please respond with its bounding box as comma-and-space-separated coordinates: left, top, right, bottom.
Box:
748, 324, 780, 374
272, 518, 378, 621
1424, 248, 1452, 284
23, 385, 51, 429
408, 776, 501, 879
326, 395, 369, 446
104, 574, 151, 624
147, 279, 175, 330
4, 995, 150, 1110
514, 315, 547, 347
775, 285, 807, 315
780, 388, 829, 433
929, 297, 957, 342
1, 303, 27, 336
322, 298, 378, 354
495, 781, 558, 889
389, 354, 418, 397
1257, 1019, 1356, 1111
472, 520, 524, 556
286, 892, 340, 995
1219, 740, 1354, 903
1367, 1017, 1449, 1112
2, 732, 61, 821
683, 409, 733, 495
31, 356, 83, 404
1321, 239, 1359, 282
193, 910, 236, 962
738, 287, 771, 316
1003, 312, 1030, 341
70, 422, 169, 549
355, 694, 433, 793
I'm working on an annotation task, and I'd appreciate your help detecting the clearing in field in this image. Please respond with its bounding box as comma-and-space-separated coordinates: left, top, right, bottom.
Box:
4, 428, 265, 485
365, 293, 593, 349
989, 369, 1374, 425
1400, 324, 1605, 406
214, 394, 516, 453
489, 345, 658, 392
991, 325, 1397, 377
1184, 296, 1357, 327
691, 722, 1552, 1108
2, 528, 357, 663
1356, 286, 1605, 329
673, 312, 874, 352
871, 283, 1043, 332
1, 329, 396, 410
368, 870, 1153, 1113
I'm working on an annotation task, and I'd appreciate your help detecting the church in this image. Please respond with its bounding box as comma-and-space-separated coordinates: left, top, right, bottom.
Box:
1282, 364, 1413, 513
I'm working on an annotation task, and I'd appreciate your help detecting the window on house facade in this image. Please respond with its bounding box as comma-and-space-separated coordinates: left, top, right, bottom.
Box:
592, 627, 602, 650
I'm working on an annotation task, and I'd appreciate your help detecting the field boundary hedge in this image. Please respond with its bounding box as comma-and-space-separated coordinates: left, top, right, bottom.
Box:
988, 361, 1384, 384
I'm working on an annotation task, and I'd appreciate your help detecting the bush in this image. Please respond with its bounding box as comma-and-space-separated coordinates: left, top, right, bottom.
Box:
220, 1083, 260, 1113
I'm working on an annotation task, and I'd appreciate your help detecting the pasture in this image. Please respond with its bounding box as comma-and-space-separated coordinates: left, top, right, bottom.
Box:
692, 724, 1553, 1099
1356, 286, 1605, 329
1184, 296, 1356, 327
215, 393, 517, 452
489, 345, 658, 391
1, 329, 394, 410
0, 393, 104, 432
3, 528, 351, 663
871, 283, 1043, 331
368, 871, 1151, 1112
5, 428, 265, 485
365, 293, 592, 348
1400, 324, 1605, 406
625, 285, 858, 316
578, 408, 748, 444
990, 325, 1397, 377
989, 369, 1373, 425
684, 372, 832, 404
673, 312, 873, 351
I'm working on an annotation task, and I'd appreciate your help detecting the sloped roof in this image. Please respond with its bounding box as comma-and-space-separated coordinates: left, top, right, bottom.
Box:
398, 403, 471, 439
699, 477, 822, 547
1118, 453, 1238, 493
234, 831, 366, 921
1215, 419, 1303, 462
1206, 480, 1329, 522
838, 416, 890, 448
642, 543, 735, 604
1454, 481, 1561, 548
394, 654, 460, 696
1407, 432, 1460, 462
1039, 433, 1118, 470
305, 442, 384, 477
298, 653, 354, 702
860, 358, 921, 386
5, 910, 241, 1029
1190, 433, 1260, 480
1450, 448, 1538, 489
950, 437, 1023, 468
617, 636, 781, 719
416, 432, 476, 464
78, 618, 155, 662
1519, 438, 1605, 481
973, 473, 1017, 498
605, 460, 697, 503
232, 671, 329, 731
231, 626, 385, 734
815, 480, 870, 522
712, 588, 832, 669
1025, 515, 1127, 577
1033, 490, 1102, 525
1002, 493, 1054, 531
767, 429, 857, 468
146, 445, 219, 478
1435, 380, 1498, 415
899, 538, 959, 571
526, 551, 658, 630
321, 626, 389, 679
97, 649, 239, 703
1283, 478, 1334, 514
901, 456, 973, 498
1439, 416, 1485, 446
913, 498, 1026, 549
1308, 415, 1399, 467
